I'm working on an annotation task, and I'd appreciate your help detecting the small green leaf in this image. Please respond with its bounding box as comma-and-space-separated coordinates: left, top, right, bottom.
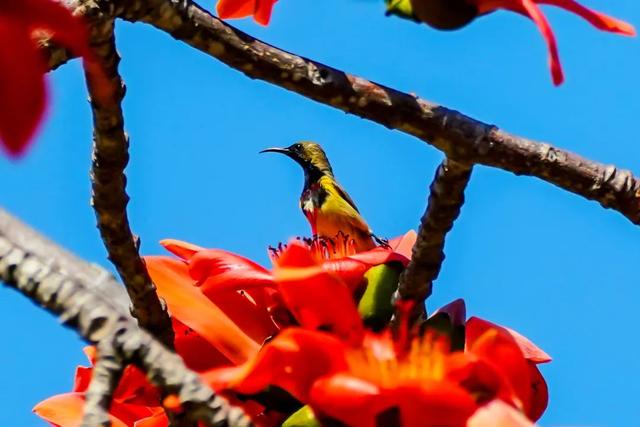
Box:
282, 405, 321, 427
358, 263, 402, 330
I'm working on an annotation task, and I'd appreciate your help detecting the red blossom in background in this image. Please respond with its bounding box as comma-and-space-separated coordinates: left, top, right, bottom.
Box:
216, 0, 279, 25
0, 0, 105, 158
469, 0, 635, 85
34, 347, 165, 426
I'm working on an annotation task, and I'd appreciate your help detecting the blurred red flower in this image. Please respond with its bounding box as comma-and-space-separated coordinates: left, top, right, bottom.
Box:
216, 0, 279, 25
0, 0, 104, 157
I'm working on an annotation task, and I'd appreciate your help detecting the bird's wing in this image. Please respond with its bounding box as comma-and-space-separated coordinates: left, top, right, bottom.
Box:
325, 181, 372, 235
332, 180, 361, 214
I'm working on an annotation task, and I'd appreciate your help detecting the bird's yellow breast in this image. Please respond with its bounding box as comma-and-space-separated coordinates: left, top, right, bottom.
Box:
301, 176, 375, 251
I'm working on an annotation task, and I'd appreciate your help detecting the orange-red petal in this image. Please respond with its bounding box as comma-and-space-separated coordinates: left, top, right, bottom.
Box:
188, 248, 275, 295
160, 239, 206, 260
274, 241, 364, 344
466, 317, 551, 364
203, 328, 347, 402
144, 256, 260, 364
216, 0, 278, 26
310, 375, 478, 427
33, 393, 152, 427
467, 329, 533, 418
0, 18, 47, 157
538, 0, 635, 35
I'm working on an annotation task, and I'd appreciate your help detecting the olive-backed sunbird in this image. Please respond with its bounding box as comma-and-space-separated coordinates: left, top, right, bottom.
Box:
260, 141, 380, 252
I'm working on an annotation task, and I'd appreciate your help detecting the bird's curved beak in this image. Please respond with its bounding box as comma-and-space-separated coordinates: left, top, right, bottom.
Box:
259, 147, 292, 156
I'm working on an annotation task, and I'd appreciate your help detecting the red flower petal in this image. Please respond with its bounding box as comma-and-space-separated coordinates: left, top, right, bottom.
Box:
144, 256, 260, 364
387, 230, 417, 260
473, 0, 634, 85
539, 0, 635, 35
467, 329, 533, 418
520, 0, 564, 85
274, 241, 365, 344
526, 363, 548, 421
188, 248, 275, 295
173, 319, 232, 372
135, 412, 169, 427
33, 393, 145, 427
0, 18, 47, 157
203, 328, 348, 402
466, 317, 551, 364
73, 366, 93, 393
160, 239, 206, 260
15, 0, 91, 57
310, 375, 478, 427
206, 287, 278, 345
467, 400, 536, 427
216, 0, 278, 25
431, 299, 467, 327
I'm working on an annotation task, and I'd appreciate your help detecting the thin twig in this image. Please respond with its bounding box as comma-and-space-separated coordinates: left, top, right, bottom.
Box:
81, 341, 125, 427
109, 0, 640, 226
0, 209, 252, 427
396, 158, 473, 320
83, 9, 174, 347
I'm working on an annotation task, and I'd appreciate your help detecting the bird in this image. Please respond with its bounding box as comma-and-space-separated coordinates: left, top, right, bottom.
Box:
260, 141, 384, 253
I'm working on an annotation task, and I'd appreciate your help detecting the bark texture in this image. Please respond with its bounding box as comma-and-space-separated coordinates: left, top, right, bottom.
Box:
396, 159, 473, 318
83, 6, 174, 347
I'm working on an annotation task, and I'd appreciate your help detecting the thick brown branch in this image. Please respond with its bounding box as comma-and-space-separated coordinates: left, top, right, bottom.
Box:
0, 209, 252, 427
83, 10, 174, 347
397, 159, 473, 319
81, 342, 124, 427
111, 0, 640, 225
0, 208, 131, 313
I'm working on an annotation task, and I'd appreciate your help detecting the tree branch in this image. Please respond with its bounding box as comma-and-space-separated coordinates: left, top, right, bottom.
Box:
0, 209, 252, 427
81, 341, 125, 427
0, 208, 131, 313
83, 8, 174, 347
396, 158, 473, 319
109, 0, 640, 226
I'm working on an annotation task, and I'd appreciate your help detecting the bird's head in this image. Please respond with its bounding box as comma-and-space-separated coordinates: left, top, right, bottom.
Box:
260, 141, 334, 178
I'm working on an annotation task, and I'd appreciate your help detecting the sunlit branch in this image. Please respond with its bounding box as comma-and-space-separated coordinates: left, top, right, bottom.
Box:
0, 209, 252, 427
81, 342, 124, 427
396, 158, 473, 320
111, 0, 640, 226
82, 9, 174, 347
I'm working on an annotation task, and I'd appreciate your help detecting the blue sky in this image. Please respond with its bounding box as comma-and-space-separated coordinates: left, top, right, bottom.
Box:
1, 0, 639, 425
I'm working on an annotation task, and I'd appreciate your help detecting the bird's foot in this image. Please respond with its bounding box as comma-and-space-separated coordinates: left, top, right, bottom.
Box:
372, 234, 391, 249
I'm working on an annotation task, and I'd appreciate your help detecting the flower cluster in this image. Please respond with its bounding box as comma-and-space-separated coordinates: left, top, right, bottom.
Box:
36, 231, 550, 427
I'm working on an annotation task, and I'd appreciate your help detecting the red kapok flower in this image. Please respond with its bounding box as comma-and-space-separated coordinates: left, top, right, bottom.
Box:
216, 0, 278, 25
0, 0, 104, 157
205, 292, 550, 427
34, 347, 164, 426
